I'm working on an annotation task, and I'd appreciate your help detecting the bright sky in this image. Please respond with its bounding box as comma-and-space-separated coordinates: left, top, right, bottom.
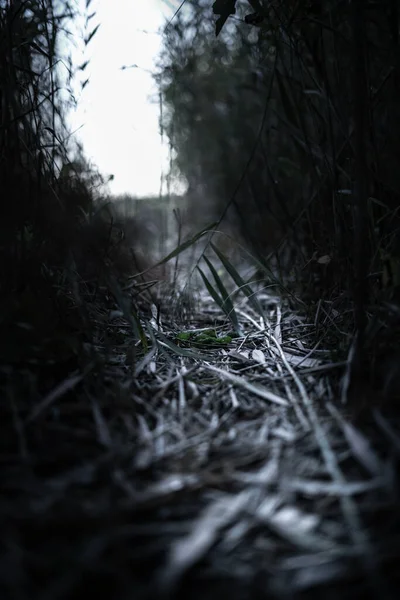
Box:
68, 0, 183, 198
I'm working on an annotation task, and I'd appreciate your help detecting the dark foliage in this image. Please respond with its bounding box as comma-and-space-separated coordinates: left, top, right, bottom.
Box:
157, 0, 400, 398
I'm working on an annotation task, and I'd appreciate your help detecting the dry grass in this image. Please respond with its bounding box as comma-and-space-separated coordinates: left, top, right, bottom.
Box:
1, 1, 400, 599
2, 264, 400, 599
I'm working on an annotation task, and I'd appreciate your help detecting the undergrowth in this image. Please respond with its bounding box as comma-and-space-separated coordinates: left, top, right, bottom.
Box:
1, 2, 400, 599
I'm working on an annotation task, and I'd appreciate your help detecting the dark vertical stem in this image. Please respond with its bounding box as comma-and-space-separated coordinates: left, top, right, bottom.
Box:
390, 0, 400, 91
389, 0, 399, 47
351, 0, 369, 386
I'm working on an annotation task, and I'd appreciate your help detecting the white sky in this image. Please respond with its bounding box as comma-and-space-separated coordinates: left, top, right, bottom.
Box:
68, 0, 183, 198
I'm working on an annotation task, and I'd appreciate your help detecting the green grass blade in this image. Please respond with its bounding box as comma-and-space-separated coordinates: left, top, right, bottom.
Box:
155, 329, 215, 360
197, 263, 242, 334
203, 255, 233, 312
210, 243, 265, 318
197, 265, 224, 309
153, 222, 218, 267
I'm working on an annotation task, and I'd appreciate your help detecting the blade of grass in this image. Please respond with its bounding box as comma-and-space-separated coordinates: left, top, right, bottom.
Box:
197, 263, 242, 334
210, 242, 265, 318
203, 255, 234, 313
106, 273, 147, 349
130, 222, 218, 279
245, 252, 304, 305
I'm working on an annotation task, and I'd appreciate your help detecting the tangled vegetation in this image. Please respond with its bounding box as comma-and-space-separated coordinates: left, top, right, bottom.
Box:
1, 1, 399, 599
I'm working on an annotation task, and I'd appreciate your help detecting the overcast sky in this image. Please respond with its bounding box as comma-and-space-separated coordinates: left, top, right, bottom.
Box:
68, 0, 182, 198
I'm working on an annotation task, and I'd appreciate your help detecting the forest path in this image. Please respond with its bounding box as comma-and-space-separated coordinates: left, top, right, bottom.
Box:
1, 275, 399, 600
135, 284, 398, 599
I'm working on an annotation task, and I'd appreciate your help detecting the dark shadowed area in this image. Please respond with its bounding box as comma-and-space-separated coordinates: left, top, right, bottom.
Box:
1, 1, 400, 599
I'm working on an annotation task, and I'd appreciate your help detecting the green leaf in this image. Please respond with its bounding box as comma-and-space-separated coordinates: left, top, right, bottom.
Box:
177, 331, 192, 341
155, 329, 214, 360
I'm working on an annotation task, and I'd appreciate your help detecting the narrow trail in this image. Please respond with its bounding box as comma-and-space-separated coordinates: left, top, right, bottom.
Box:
2, 274, 399, 600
